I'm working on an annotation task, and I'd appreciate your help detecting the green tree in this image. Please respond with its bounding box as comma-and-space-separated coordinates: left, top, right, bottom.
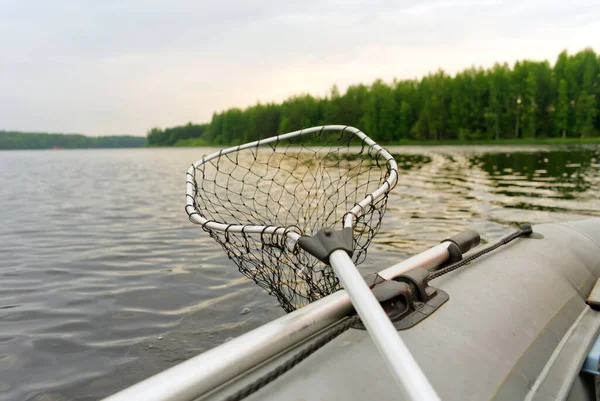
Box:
398, 101, 412, 140
575, 92, 597, 137
486, 80, 501, 140
363, 80, 398, 142
557, 79, 569, 138
522, 71, 538, 138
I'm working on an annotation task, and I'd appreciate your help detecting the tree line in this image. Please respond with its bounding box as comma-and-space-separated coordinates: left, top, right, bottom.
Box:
0, 131, 146, 150
146, 48, 599, 146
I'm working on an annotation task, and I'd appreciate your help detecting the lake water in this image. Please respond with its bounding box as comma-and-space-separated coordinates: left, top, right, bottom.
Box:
1, 145, 599, 401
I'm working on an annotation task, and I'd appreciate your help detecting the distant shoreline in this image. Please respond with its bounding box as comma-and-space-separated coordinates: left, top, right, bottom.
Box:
0, 131, 146, 150
4, 133, 598, 150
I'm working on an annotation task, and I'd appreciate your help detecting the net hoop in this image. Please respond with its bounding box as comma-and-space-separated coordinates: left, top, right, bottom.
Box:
185, 125, 398, 244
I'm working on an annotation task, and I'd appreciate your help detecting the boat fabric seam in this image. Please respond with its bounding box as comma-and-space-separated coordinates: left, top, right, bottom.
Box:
523, 307, 590, 401
556, 221, 600, 248
491, 289, 593, 400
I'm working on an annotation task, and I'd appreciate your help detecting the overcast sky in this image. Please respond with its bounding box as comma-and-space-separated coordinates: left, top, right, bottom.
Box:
0, 0, 598, 136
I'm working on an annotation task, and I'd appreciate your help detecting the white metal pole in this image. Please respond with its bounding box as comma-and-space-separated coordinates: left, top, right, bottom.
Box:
102, 291, 355, 401
328, 250, 440, 401
378, 242, 452, 280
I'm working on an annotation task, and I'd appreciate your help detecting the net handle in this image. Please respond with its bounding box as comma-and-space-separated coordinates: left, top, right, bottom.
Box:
185, 125, 398, 244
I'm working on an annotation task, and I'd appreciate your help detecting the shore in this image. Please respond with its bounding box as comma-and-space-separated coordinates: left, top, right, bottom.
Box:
163, 136, 600, 148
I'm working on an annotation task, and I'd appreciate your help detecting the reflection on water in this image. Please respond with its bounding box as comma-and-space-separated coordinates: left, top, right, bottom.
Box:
0, 145, 598, 401
475, 148, 599, 206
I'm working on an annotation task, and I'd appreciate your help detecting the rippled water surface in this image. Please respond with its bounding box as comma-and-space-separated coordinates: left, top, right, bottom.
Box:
1, 146, 599, 401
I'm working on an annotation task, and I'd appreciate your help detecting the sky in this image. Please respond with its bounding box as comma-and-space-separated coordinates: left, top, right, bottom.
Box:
0, 0, 598, 136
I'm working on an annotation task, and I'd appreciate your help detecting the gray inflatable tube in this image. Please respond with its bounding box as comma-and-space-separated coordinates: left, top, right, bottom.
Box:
104, 219, 600, 401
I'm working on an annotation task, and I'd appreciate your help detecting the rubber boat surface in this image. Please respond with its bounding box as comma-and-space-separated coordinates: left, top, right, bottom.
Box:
104, 218, 600, 401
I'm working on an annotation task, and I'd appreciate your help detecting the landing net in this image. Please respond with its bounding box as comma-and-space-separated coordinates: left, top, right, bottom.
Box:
185, 126, 397, 312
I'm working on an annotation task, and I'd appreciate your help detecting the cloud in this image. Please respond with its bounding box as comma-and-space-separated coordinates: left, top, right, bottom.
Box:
0, 0, 597, 135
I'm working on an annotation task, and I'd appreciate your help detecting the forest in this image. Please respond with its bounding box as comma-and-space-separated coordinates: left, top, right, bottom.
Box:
0, 131, 146, 150
148, 48, 600, 146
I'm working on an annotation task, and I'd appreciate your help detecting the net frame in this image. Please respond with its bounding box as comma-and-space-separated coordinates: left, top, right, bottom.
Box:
185, 125, 398, 310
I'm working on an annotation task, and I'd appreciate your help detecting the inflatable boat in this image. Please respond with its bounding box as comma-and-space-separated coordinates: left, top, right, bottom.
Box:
104, 218, 600, 401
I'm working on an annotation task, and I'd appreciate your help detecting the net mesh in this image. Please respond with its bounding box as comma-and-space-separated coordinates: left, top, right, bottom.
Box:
187, 127, 393, 312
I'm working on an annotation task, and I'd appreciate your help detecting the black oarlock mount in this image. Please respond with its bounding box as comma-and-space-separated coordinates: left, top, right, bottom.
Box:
354, 267, 449, 331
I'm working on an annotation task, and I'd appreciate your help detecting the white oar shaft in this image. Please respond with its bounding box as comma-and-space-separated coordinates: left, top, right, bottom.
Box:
328, 250, 440, 401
